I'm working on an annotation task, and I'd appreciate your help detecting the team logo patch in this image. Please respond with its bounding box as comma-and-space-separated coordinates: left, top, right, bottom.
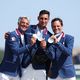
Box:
11, 37, 16, 41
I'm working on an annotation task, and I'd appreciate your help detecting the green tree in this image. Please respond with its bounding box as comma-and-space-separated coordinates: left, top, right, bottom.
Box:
0, 49, 4, 64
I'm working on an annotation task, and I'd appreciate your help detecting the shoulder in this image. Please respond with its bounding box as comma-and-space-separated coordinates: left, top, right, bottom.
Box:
9, 31, 18, 37
30, 25, 37, 29
7, 31, 19, 41
9, 31, 16, 35
65, 34, 74, 40
28, 25, 37, 33
47, 31, 52, 36
65, 34, 74, 44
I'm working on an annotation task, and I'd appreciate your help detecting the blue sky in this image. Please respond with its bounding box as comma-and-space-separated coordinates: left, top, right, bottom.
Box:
0, 0, 80, 49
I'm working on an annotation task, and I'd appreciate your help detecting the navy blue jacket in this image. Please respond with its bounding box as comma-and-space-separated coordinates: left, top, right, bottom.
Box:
0, 30, 31, 77
28, 25, 52, 71
46, 34, 76, 78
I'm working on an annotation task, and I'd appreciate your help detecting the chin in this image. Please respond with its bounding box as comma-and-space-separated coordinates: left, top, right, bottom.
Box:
22, 29, 27, 32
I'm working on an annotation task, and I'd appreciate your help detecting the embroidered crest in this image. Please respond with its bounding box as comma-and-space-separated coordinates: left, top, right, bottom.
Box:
11, 37, 16, 41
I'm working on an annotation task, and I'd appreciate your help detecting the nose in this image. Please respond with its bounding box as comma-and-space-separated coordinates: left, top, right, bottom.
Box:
24, 22, 29, 27
41, 19, 46, 23
54, 26, 58, 29
24, 23, 27, 26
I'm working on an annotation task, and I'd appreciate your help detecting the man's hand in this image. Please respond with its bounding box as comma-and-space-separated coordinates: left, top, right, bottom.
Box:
40, 40, 47, 49
51, 33, 64, 44
51, 35, 58, 43
4, 32, 10, 39
30, 37, 37, 46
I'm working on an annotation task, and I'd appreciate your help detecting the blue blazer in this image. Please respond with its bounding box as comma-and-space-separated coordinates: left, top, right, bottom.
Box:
0, 30, 31, 77
47, 34, 76, 78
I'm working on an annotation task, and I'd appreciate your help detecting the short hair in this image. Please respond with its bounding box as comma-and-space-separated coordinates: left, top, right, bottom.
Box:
18, 17, 29, 23
51, 18, 63, 26
39, 10, 50, 17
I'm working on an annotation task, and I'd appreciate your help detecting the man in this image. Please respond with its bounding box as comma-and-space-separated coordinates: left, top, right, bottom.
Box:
47, 18, 76, 80
4, 10, 52, 80
0, 17, 33, 80
21, 10, 52, 80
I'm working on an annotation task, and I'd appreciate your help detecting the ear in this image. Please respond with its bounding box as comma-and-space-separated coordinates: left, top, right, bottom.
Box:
38, 16, 39, 20
18, 22, 20, 25
48, 17, 50, 20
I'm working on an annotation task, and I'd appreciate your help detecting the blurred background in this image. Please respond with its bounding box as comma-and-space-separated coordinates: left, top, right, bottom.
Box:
0, 0, 80, 79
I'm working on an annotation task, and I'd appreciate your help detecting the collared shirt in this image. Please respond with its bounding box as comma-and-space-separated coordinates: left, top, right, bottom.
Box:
20, 34, 25, 45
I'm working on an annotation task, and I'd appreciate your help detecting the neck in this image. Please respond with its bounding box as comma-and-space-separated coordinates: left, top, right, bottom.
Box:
37, 24, 46, 30
18, 28, 25, 35
54, 32, 62, 35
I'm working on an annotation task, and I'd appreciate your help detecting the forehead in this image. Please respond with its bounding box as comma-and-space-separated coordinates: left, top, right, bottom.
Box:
18, 17, 29, 22
52, 20, 61, 25
20, 18, 29, 23
20, 18, 28, 21
39, 14, 49, 18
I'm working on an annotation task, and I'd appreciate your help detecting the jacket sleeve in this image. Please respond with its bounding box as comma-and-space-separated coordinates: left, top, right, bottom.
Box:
54, 35, 74, 56
46, 35, 74, 60
6, 33, 31, 55
46, 45, 56, 60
